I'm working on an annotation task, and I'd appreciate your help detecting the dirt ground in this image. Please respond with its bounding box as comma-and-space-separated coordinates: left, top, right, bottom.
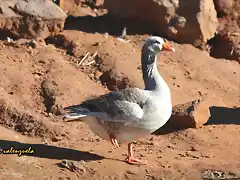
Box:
0, 1, 240, 180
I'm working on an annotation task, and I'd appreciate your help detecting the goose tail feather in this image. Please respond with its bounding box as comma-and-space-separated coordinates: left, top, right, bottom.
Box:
62, 104, 104, 122
62, 105, 90, 122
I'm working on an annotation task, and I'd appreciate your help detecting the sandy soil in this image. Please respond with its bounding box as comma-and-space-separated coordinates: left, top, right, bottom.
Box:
0, 2, 240, 180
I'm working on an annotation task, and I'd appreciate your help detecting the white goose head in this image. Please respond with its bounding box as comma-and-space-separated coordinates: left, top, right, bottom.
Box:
143, 36, 175, 55
141, 36, 175, 91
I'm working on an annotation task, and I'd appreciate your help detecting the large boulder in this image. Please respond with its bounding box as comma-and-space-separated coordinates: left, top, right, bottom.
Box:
104, 0, 218, 46
0, 0, 67, 39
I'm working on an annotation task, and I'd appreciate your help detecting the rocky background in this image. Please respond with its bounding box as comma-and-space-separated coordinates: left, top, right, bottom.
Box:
0, 0, 239, 180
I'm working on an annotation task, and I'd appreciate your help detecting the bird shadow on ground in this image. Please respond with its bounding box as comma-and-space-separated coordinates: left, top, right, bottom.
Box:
0, 139, 104, 161
64, 14, 157, 37
153, 106, 240, 135
152, 121, 180, 136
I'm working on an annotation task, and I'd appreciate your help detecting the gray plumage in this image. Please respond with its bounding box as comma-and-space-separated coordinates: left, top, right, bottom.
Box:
65, 88, 147, 121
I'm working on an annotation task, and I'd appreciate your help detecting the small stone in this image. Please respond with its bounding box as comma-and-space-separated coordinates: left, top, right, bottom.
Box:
52, 136, 62, 142
42, 111, 48, 116
94, 70, 102, 79
189, 146, 198, 151
125, 170, 136, 175
178, 153, 186, 157
167, 144, 175, 149
201, 153, 210, 158
185, 151, 200, 159
48, 113, 53, 117
79, 160, 86, 165
92, 42, 100, 46
95, 138, 101, 142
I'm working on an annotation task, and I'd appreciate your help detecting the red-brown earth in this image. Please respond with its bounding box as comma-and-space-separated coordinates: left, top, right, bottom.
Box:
0, 1, 240, 180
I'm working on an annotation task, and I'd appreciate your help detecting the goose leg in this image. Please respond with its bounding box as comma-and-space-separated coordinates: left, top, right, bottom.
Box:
109, 134, 120, 148
125, 142, 147, 165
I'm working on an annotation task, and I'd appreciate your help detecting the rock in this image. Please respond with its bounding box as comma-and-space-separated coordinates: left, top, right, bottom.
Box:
214, 0, 234, 16
210, 19, 240, 62
103, 0, 218, 46
168, 99, 211, 129
0, 0, 67, 39
210, 33, 240, 62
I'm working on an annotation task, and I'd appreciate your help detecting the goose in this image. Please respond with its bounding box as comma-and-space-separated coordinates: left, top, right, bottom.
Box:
63, 36, 175, 165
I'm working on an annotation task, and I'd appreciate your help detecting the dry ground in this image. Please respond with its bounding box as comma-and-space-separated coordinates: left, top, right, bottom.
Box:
0, 2, 240, 180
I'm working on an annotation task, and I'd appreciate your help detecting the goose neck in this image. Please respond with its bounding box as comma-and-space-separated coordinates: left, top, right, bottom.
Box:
141, 50, 169, 94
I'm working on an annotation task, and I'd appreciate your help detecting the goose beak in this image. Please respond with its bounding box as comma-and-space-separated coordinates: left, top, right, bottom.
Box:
162, 43, 175, 52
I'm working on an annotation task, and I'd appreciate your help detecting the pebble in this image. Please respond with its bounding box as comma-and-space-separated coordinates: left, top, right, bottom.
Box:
189, 146, 198, 151
48, 113, 53, 117
167, 144, 175, 149
185, 151, 200, 159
